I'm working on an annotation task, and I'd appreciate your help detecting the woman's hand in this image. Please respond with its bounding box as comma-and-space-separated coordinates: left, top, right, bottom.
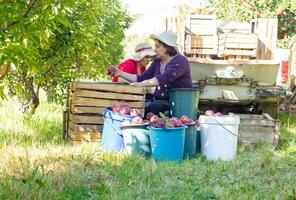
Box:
107, 66, 120, 77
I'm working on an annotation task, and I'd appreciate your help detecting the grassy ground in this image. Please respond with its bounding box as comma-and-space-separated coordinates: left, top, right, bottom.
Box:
0, 99, 295, 199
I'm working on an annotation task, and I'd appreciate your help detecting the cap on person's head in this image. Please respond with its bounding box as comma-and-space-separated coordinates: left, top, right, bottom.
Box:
131, 42, 156, 61
150, 31, 179, 52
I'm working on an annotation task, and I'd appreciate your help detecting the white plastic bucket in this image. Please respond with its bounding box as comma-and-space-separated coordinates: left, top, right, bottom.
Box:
199, 115, 240, 161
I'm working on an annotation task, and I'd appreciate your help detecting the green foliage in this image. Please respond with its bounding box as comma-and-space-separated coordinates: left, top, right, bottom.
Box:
0, 0, 132, 105
211, 0, 296, 47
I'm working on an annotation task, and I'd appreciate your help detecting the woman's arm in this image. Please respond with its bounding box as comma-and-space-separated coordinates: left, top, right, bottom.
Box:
130, 77, 159, 87
108, 66, 137, 82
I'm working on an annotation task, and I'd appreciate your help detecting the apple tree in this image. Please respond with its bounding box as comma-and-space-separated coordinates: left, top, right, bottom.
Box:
0, 0, 131, 114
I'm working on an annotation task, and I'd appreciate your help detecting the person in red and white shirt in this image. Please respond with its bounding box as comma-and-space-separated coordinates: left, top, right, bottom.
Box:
112, 42, 156, 82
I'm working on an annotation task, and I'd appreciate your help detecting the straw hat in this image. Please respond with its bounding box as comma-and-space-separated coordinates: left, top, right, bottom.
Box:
131, 43, 156, 61
150, 31, 179, 52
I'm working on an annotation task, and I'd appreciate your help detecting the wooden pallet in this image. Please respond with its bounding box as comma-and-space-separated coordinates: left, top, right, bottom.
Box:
218, 32, 258, 59
64, 82, 146, 142
238, 113, 280, 147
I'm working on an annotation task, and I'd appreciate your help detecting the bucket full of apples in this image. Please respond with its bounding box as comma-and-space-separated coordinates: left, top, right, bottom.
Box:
147, 112, 196, 161
101, 104, 142, 153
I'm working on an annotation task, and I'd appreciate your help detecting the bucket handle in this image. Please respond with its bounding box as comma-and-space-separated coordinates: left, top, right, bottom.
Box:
213, 118, 239, 137
103, 109, 123, 137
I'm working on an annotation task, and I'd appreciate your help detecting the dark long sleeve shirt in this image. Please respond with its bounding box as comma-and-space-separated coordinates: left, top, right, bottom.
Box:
137, 54, 193, 100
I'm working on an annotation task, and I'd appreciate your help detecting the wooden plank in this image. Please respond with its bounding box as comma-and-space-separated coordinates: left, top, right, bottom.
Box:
222, 32, 258, 39
63, 111, 68, 140
222, 49, 256, 56
69, 113, 104, 124
71, 105, 106, 114
72, 82, 146, 94
190, 18, 216, 25
190, 14, 216, 20
69, 121, 103, 132
186, 48, 217, 55
190, 35, 217, 48
190, 28, 217, 35
219, 37, 258, 45
239, 131, 276, 140
70, 105, 144, 115
223, 43, 257, 49
68, 129, 101, 142
74, 89, 145, 101
240, 119, 277, 126
73, 97, 145, 108
240, 125, 276, 133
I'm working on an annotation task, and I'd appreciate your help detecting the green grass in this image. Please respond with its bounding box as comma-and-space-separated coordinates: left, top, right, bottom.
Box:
0, 99, 295, 199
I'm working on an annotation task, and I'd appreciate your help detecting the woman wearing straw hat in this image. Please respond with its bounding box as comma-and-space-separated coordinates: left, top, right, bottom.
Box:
111, 42, 156, 82
108, 31, 193, 115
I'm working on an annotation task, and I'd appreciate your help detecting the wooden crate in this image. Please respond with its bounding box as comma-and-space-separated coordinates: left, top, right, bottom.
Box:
65, 82, 146, 142
185, 34, 218, 56
189, 14, 217, 35
218, 32, 258, 59
184, 14, 217, 57
238, 113, 280, 147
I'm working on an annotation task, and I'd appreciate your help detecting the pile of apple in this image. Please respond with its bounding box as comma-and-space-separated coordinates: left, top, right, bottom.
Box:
147, 112, 198, 128
112, 104, 141, 116
204, 110, 222, 117
204, 110, 235, 117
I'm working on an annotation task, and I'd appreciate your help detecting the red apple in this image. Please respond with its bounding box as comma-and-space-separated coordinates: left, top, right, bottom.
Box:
112, 105, 121, 114
205, 110, 215, 116
131, 116, 143, 125
149, 115, 159, 123
174, 119, 183, 127
130, 108, 141, 116
214, 112, 223, 117
156, 118, 166, 128
120, 105, 131, 115
185, 119, 195, 125
146, 112, 154, 120
180, 115, 190, 123
142, 119, 150, 124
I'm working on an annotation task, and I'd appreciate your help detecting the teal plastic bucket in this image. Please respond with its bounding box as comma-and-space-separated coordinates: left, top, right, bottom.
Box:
121, 124, 150, 157
184, 124, 197, 159
101, 107, 135, 152
148, 126, 187, 161
169, 88, 200, 119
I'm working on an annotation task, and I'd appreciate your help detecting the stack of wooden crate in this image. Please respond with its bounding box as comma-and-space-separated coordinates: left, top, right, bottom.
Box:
184, 14, 217, 58
218, 32, 258, 60
63, 82, 146, 143
238, 113, 280, 148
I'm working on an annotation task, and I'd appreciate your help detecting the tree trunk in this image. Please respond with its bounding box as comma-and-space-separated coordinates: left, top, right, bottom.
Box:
0, 61, 11, 80
20, 79, 40, 115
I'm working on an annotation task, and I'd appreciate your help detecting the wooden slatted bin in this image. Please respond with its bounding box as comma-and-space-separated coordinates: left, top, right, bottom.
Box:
238, 113, 280, 147
185, 14, 217, 57
218, 32, 258, 59
65, 82, 146, 142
